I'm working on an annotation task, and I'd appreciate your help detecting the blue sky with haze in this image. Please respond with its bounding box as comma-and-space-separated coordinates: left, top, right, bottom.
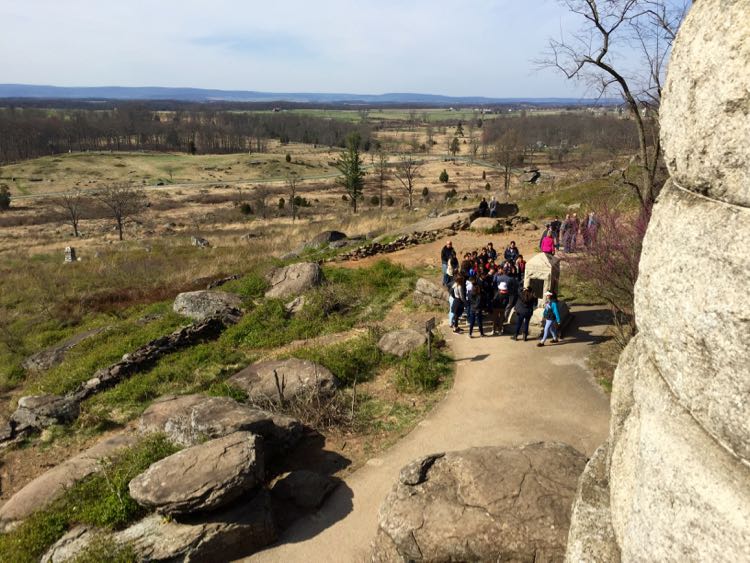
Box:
2, 0, 650, 98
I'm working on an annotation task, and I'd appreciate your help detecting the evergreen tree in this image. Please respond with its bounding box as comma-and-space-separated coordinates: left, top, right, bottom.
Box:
336, 133, 366, 213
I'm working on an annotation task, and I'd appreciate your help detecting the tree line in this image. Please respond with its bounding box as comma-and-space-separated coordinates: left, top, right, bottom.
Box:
0, 106, 372, 164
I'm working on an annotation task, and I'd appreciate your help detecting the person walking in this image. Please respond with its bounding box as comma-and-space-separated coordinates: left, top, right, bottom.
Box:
550, 216, 562, 250
561, 214, 576, 253
537, 291, 561, 346
512, 287, 538, 341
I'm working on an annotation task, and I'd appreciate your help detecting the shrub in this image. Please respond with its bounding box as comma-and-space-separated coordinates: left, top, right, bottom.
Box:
293, 195, 311, 207
278, 197, 285, 209
342, 194, 349, 201
482, 170, 486, 180
384, 195, 395, 206
394, 346, 452, 392
439, 169, 449, 183
370, 195, 380, 205
239, 202, 253, 215
421, 187, 429, 197
445, 188, 457, 200
285, 153, 292, 163
0, 184, 10, 211
485, 182, 491, 190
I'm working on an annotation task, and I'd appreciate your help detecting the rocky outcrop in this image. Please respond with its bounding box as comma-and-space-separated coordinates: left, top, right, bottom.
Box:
377, 329, 426, 358
43, 490, 276, 563
10, 394, 79, 433
0, 433, 138, 529
373, 443, 587, 562
565, 3, 750, 561
139, 394, 304, 454
227, 358, 339, 404
129, 432, 264, 515
265, 262, 323, 299
412, 278, 445, 308
22, 327, 106, 373
173, 290, 243, 321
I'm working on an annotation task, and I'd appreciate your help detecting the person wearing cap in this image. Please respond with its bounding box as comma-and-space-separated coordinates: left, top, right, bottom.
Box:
440, 241, 453, 286
538, 291, 561, 346
493, 269, 517, 334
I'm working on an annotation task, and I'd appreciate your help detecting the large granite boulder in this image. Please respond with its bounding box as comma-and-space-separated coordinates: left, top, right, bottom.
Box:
139, 394, 303, 454
660, 1, 750, 207
395, 212, 474, 235
129, 432, 264, 515
412, 278, 445, 308
227, 358, 339, 404
565, 3, 750, 561
0, 433, 138, 529
469, 217, 504, 233
377, 329, 426, 358
22, 327, 106, 373
307, 230, 347, 247
265, 262, 323, 299
565, 443, 618, 563
43, 490, 276, 563
172, 290, 242, 321
373, 443, 587, 562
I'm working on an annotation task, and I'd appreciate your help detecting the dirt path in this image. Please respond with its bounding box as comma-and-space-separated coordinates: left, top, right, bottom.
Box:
248, 306, 611, 562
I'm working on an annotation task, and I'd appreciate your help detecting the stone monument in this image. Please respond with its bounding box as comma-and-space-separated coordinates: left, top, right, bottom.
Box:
64, 247, 77, 263
565, 1, 750, 561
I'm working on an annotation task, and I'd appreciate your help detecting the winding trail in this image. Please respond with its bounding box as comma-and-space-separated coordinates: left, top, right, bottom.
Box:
248, 306, 612, 562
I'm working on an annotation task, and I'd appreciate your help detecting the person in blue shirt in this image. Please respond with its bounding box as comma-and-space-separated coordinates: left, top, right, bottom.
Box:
537, 291, 561, 346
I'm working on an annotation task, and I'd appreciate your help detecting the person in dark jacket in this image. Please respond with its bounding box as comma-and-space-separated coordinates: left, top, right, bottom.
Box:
512, 287, 538, 341
440, 241, 453, 286
450, 274, 466, 333
503, 241, 519, 264
478, 197, 489, 217
494, 270, 518, 332
466, 276, 485, 337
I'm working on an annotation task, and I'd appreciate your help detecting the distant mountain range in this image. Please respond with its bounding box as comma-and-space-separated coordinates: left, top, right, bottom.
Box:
0, 84, 619, 106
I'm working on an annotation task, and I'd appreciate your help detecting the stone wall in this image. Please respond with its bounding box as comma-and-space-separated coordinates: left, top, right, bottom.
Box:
566, 2, 750, 561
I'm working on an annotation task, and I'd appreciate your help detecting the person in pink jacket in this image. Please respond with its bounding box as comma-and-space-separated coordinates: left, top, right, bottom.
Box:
539, 228, 556, 255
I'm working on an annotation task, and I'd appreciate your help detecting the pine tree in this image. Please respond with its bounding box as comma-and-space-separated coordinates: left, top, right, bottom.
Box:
336, 133, 366, 213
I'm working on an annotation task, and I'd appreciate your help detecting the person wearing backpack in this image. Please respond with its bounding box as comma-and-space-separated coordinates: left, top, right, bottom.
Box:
537, 291, 561, 346
466, 276, 485, 337
512, 287, 538, 341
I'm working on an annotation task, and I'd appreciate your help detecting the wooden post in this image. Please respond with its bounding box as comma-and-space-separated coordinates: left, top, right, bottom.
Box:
425, 317, 436, 359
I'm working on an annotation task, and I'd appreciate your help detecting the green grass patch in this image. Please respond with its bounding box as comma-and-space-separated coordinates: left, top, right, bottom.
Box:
292, 330, 384, 386
394, 345, 453, 392
518, 177, 638, 220
0, 435, 178, 563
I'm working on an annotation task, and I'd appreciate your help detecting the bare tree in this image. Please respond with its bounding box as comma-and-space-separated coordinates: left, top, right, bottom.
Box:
253, 184, 271, 219
541, 0, 688, 207
375, 151, 389, 210
96, 182, 143, 241
286, 173, 299, 222
494, 130, 524, 200
394, 154, 421, 210
52, 189, 87, 237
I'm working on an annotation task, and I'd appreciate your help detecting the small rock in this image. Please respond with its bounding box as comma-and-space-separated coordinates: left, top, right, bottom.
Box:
191, 236, 210, 248
377, 329, 427, 358
173, 290, 242, 322
285, 295, 307, 315
412, 278, 446, 308
11, 395, 79, 432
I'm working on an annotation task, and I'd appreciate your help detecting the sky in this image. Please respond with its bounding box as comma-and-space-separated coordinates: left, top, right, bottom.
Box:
1, 0, 638, 98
